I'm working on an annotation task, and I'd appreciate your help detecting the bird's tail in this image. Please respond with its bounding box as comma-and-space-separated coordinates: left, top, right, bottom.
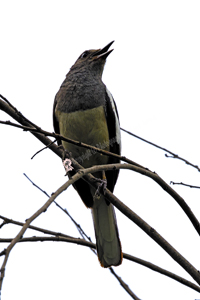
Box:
91, 194, 122, 268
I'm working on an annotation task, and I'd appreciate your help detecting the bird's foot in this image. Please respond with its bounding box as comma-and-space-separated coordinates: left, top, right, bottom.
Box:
63, 158, 74, 174
94, 178, 107, 198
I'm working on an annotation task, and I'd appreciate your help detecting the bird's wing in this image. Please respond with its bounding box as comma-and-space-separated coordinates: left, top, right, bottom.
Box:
53, 96, 62, 146
104, 87, 121, 192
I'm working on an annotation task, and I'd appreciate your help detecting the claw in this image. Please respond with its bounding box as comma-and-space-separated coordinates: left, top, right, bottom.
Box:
94, 178, 107, 198
63, 158, 74, 174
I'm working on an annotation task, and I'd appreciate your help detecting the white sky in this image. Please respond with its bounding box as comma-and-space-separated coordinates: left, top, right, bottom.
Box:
1, 1, 200, 299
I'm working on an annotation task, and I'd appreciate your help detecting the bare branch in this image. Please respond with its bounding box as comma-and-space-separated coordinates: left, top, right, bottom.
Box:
23, 173, 93, 242
1, 99, 199, 235
1, 95, 200, 287
70, 162, 200, 237
109, 268, 142, 300
123, 253, 200, 293
0, 102, 145, 169
21, 174, 143, 299
68, 163, 200, 285
0, 163, 144, 297
0, 215, 72, 238
121, 127, 200, 172
24, 161, 200, 286
170, 181, 200, 189
0, 216, 137, 300
0, 236, 95, 248
0, 94, 41, 130
1, 234, 200, 294
0, 164, 93, 290
23, 173, 50, 197
31, 139, 57, 159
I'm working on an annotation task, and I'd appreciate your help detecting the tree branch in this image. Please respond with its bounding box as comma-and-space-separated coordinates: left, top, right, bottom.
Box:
22, 173, 95, 243
109, 268, 142, 300
0, 215, 72, 238
11, 161, 200, 285
121, 127, 200, 172
1, 95, 200, 287
1, 97, 199, 236
0, 117, 145, 169
74, 165, 200, 285
0, 163, 98, 290
71, 162, 200, 237
0, 98, 145, 169
1, 234, 200, 293
123, 253, 200, 293
1, 163, 146, 298
170, 181, 200, 189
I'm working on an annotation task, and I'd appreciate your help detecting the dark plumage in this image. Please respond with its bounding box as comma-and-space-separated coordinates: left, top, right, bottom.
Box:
53, 41, 122, 267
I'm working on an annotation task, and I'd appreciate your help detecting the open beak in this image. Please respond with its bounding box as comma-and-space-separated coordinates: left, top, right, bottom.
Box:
92, 41, 114, 60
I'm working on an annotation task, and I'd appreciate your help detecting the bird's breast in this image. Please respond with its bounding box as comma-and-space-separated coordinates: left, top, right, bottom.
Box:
55, 106, 110, 168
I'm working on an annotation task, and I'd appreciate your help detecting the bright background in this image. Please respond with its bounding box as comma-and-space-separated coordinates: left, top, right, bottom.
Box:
1, 1, 200, 299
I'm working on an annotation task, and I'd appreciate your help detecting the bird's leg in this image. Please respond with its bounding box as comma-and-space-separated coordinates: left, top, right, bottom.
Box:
94, 171, 107, 198
62, 150, 74, 175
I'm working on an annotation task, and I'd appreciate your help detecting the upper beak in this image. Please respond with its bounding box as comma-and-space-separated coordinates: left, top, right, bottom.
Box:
92, 41, 114, 60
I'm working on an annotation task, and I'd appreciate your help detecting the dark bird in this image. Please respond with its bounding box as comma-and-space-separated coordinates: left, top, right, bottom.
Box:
53, 41, 122, 267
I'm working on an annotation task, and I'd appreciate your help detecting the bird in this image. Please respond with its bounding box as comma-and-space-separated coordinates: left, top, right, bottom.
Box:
53, 41, 122, 267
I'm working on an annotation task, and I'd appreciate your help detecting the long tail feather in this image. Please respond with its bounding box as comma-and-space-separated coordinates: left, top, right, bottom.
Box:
91, 194, 122, 267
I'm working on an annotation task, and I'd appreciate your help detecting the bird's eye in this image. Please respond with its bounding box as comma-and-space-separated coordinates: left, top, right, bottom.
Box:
80, 51, 89, 59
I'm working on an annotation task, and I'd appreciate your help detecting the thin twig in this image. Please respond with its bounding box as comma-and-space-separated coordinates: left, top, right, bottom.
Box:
31, 139, 57, 159
109, 267, 141, 300
23, 173, 50, 197
0, 215, 72, 238
23, 173, 93, 243
170, 181, 200, 189
121, 127, 200, 172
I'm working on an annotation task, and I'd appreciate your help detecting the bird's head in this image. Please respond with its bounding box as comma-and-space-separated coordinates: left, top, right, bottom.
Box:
70, 41, 114, 77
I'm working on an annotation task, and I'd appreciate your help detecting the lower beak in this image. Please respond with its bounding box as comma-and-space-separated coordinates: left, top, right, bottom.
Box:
93, 41, 114, 60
